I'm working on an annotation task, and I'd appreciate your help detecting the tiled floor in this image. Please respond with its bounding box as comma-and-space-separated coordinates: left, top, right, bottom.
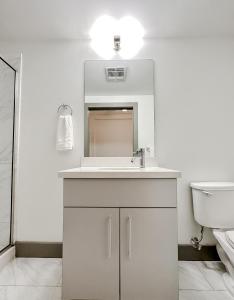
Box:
0, 258, 233, 299
0, 258, 61, 300
179, 261, 234, 300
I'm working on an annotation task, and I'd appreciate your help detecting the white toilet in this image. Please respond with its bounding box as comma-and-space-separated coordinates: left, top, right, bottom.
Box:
191, 182, 234, 292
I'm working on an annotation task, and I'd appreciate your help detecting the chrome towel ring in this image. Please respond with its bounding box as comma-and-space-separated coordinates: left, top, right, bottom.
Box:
57, 104, 72, 115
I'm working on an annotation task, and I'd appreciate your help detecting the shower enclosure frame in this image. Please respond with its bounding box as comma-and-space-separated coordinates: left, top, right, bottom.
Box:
0, 56, 17, 254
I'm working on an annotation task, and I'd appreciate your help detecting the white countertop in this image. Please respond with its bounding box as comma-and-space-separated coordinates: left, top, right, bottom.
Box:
58, 167, 181, 179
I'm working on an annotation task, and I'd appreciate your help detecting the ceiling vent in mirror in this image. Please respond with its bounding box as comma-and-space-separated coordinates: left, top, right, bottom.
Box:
105, 67, 127, 81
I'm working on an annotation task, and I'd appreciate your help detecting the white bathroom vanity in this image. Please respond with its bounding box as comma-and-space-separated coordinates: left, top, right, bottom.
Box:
60, 167, 181, 300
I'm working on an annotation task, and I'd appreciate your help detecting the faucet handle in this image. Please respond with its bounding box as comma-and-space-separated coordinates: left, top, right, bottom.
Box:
131, 148, 146, 168
132, 148, 145, 158
134, 148, 145, 155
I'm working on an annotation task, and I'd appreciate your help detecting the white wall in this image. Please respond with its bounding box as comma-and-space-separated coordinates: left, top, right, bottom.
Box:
1, 38, 234, 244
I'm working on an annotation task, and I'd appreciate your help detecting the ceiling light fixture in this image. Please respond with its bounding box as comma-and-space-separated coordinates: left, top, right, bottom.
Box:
90, 15, 145, 59
113, 35, 121, 51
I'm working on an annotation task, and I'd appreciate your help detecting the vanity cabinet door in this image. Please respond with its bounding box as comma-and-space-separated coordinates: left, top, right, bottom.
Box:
120, 208, 178, 300
63, 208, 119, 300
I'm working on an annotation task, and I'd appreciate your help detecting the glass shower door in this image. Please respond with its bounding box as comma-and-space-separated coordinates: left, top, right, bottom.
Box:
0, 57, 16, 252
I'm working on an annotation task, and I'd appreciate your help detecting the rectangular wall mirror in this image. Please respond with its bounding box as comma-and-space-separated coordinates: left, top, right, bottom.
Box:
84, 59, 155, 157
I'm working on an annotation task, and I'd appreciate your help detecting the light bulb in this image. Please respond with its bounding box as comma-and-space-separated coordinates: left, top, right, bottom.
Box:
90, 15, 145, 59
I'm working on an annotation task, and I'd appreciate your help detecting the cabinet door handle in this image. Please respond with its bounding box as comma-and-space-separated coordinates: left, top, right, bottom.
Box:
127, 216, 132, 259
107, 216, 112, 258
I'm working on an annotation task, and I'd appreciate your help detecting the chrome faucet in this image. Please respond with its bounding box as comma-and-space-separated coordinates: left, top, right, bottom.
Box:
131, 148, 146, 168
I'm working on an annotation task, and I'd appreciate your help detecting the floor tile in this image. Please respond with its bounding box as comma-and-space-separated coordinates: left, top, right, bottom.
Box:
0, 258, 62, 287
179, 261, 212, 290
0, 286, 61, 300
223, 272, 234, 298
197, 261, 227, 290
180, 290, 234, 300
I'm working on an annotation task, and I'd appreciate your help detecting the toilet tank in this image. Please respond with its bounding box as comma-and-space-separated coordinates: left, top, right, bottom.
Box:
191, 182, 234, 229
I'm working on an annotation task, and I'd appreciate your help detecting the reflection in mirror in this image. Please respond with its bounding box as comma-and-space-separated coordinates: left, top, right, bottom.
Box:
85, 103, 138, 157
84, 60, 155, 157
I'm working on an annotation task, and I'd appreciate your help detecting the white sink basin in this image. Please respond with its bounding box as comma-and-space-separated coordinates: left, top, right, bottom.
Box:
59, 167, 181, 179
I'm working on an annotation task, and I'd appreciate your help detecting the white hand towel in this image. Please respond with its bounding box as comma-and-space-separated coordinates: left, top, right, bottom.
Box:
56, 115, 74, 151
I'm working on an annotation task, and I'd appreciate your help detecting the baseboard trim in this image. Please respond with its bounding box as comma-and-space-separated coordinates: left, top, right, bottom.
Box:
15, 242, 219, 261
15, 242, 62, 258
178, 245, 220, 261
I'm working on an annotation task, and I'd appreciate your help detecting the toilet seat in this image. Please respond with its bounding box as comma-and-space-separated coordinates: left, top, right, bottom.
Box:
226, 231, 234, 249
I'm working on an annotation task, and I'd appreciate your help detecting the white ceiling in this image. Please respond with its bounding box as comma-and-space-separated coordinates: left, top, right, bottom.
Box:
1, 0, 234, 40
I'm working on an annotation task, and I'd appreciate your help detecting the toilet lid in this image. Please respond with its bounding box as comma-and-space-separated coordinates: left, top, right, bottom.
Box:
226, 230, 234, 249
191, 182, 234, 191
